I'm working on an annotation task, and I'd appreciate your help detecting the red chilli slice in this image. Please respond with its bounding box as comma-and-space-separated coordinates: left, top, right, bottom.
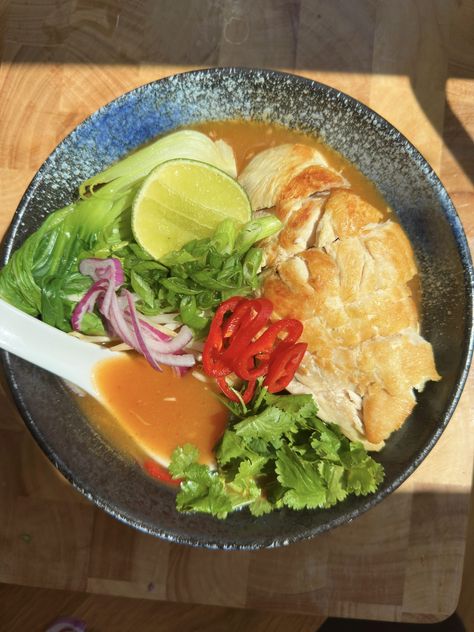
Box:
203, 296, 307, 402
233, 318, 304, 380
263, 342, 308, 393
143, 459, 182, 486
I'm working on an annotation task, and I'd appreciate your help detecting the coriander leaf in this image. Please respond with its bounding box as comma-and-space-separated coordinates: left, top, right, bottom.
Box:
346, 459, 384, 495
246, 436, 273, 457
170, 445, 234, 519
267, 393, 318, 421
169, 444, 200, 478
311, 420, 343, 462
217, 431, 246, 465
338, 441, 384, 495
227, 457, 271, 514
170, 388, 384, 520
276, 444, 327, 510
176, 475, 232, 520
249, 496, 273, 517
172, 445, 268, 519
233, 406, 297, 446
318, 462, 348, 506
234, 455, 268, 481
228, 461, 263, 500
264, 477, 286, 507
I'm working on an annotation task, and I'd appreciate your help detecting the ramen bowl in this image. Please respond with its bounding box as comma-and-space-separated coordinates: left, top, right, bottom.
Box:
1, 68, 473, 549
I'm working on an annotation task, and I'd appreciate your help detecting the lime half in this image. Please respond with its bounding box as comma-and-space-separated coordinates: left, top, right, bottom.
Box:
132, 158, 251, 260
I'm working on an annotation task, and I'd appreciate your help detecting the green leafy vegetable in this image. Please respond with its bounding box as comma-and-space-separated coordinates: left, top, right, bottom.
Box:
0, 130, 239, 331
169, 387, 384, 519
0, 189, 136, 330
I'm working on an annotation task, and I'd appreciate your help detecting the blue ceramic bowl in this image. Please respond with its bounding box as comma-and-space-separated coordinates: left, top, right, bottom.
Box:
2, 68, 473, 549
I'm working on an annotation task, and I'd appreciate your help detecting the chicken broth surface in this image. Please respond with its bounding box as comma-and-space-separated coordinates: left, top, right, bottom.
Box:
194, 120, 390, 215
86, 354, 227, 467
76, 119, 419, 468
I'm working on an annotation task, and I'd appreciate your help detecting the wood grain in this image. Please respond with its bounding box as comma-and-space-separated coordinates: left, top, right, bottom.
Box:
0, 0, 473, 628
0, 583, 324, 632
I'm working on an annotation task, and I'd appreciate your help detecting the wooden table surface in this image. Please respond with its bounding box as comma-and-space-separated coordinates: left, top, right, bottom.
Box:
1, 0, 473, 625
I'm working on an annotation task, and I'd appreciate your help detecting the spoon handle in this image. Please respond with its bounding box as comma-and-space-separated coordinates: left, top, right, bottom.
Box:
0, 299, 115, 398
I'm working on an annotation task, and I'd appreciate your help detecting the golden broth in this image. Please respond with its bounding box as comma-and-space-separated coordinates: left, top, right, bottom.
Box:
92, 353, 227, 466
193, 120, 390, 215
76, 119, 418, 470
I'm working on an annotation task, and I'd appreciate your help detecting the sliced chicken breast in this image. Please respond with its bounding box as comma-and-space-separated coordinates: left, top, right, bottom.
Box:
238, 143, 349, 210
240, 144, 441, 450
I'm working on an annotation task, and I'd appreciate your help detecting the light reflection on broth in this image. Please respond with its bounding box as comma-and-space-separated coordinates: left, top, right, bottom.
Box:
75, 119, 420, 470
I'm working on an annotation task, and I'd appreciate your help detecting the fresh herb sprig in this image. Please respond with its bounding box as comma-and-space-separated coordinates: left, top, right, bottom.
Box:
169, 386, 385, 519
119, 216, 282, 335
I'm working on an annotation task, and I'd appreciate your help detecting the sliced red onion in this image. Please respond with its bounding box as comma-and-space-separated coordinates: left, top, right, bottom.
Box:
123, 291, 194, 368
145, 349, 195, 367
124, 290, 160, 370
107, 291, 137, 348
174, 366, 189, 376
148, 312, 180, 324
79, 257, 124, 285
71, 258, 195, 372
45, 618, 86, 632
99, 272, 116, 314
141, 320, 193, 353
139, 319, 172, 342
70, 279, 108, 331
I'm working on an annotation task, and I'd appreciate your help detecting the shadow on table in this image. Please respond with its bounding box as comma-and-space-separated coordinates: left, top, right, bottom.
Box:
320, 613, 466, 631
1, 0, 473, 186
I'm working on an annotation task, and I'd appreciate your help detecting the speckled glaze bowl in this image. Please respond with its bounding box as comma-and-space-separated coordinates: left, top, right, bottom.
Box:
2, 68, 473, 549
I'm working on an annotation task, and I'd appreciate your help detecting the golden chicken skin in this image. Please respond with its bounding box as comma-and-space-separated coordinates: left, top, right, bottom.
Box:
239, 144, 440, 450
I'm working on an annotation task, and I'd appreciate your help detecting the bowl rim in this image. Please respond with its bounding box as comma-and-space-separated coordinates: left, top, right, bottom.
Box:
1, 66, 473, 550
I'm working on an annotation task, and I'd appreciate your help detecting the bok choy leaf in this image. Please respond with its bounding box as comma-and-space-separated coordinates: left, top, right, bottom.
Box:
0, 131, 238, 331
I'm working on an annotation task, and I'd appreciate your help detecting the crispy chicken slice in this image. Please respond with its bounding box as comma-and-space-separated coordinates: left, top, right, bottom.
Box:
238, 143, 349, 210
239, 144, 441, 450
239, 145, 350, 266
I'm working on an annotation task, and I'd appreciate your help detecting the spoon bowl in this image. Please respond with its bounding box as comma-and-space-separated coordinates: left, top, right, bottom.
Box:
0, 299, 118, 400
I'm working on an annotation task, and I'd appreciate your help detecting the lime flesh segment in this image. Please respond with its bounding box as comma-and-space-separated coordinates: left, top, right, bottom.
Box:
132, 159, 251, 260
